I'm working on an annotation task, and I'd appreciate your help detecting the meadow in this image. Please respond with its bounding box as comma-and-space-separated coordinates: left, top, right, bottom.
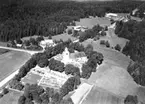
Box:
21, 72, 42, 85
0, 90, 22, 104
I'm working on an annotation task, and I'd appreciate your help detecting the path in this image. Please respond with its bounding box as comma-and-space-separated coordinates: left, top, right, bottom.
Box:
0, 46, 43, 55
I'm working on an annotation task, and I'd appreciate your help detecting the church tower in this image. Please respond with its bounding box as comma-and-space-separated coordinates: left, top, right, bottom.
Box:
62, 47, 70, 65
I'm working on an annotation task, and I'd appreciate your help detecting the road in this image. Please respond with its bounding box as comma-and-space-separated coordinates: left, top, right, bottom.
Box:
0, 46, 43, 55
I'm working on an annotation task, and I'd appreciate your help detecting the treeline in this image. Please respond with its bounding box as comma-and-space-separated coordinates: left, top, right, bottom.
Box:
115, 19, 145, 86
0, 0, 143, 42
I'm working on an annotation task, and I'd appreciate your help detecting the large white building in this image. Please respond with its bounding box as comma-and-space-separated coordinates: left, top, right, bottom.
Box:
40, 39, 56, 48
105, 13, 118, 19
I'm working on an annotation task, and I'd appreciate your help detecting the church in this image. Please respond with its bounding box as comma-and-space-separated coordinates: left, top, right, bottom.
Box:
54, 47, 88, 73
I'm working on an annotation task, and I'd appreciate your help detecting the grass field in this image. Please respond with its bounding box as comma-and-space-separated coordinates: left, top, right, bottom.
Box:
0, 90, 22, 104
0, 51, 30, 81
0, 49, 10, 55
92, 65, 138, 97
21, 72, 42, 85
52, 33, 77, 41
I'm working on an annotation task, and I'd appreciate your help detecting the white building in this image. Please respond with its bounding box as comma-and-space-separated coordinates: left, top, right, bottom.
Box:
40, 39, 56, 48
16, 44, 22, 47
132, 8, 139, 15
73, 26, 88, 32
105, 13, 118, 19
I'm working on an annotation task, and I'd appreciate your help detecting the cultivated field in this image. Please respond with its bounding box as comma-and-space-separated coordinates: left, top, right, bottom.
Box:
0, 51, 30, 81
0, 90, 22, 104
90, 64, 138, 97
82, 85, 124, 104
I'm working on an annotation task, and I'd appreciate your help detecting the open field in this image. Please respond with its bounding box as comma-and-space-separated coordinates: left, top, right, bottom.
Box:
82, 85, 124, 104
76, 16, 111, 28
136, 86, 145, 103
0, 90, 22, 104
0, 51, 30, 81
52, 33, 77, 41
21, 72, 42, 85
0, 49, 10, 55
91, 64, 138, 97
81, 60, 145, 103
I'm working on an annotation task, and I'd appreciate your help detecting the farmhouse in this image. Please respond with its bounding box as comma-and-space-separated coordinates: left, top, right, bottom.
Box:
16, 44, 22, 48
73, 25, 88, 32
105, 13, 118, 18
40, 39, 56, 48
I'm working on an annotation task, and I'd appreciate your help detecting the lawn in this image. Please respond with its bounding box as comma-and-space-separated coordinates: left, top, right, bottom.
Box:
76, 16, 111, 28
0, 51, 30, 81
21, 72, 42, 85
0, 90, 22, 104
52, 33, 77, 42
0, 49, 10, 55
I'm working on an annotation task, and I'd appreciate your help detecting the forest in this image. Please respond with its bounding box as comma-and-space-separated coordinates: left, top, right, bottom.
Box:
115, 19, 145, 86
0, 0, 144, 42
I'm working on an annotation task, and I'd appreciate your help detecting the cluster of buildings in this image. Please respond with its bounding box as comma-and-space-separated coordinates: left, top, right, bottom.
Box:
54, 47, 88, 73
31, 47, 88, 90
105, 13, 130, 22
39, 39, 56, 49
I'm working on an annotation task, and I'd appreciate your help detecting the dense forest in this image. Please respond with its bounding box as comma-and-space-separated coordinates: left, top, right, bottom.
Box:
0, 0, 144, 42
115, 19, 145, 86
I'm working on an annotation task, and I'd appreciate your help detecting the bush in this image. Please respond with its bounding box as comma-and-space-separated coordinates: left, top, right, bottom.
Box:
115, 44, 121, 51
100, 31, 106, 36
2, 88, 9, 94
16, 39, 23, 44
124, 95, 138, 104
0, 93, 3, 98
68, 29, 72, 35
105, 41, 110, 48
